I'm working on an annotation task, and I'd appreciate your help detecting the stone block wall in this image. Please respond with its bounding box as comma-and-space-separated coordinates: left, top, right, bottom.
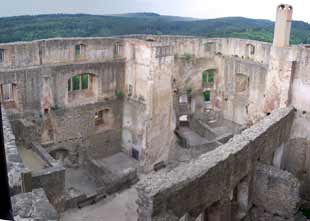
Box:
253, 163, 300, 219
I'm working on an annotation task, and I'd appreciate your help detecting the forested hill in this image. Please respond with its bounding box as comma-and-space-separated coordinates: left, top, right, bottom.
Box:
0, 13, 310, 44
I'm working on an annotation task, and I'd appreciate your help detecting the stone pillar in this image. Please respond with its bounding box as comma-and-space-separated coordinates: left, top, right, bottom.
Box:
233, 174, 254, 220
273, 4, 293, 48
263, 49, 295, 113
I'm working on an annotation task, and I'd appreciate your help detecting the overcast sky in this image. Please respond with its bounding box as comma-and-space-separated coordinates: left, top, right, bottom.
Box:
1, 0, 309, 22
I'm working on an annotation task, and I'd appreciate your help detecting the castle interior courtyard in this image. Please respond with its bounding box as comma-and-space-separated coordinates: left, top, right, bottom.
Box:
3, 3, 310, 221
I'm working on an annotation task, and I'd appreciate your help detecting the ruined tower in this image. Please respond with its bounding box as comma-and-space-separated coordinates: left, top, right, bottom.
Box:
273, 4, 293, 48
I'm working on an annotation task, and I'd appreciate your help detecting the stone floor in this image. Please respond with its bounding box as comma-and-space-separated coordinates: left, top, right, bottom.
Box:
60, 187, 138, 221
95, 152, 138, 178
65, 167, 98, 196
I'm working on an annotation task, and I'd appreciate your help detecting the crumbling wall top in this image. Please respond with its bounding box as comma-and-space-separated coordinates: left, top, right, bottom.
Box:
136, 106, 294, 219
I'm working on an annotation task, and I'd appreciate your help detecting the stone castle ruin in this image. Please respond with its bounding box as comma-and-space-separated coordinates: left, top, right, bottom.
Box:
2, 3, 310, 221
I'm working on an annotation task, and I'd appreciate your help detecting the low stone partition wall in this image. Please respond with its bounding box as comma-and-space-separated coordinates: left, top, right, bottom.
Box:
29, 143, 66, 211
87, 152, 139, 194
32, 165, 66, 212
136, 107, 295, 220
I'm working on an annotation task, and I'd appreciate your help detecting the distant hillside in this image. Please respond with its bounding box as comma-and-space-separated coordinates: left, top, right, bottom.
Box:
0, 13, 310, 44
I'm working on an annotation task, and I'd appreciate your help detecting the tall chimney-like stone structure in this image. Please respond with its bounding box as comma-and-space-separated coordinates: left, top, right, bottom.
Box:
263, 4, 295, 114
273, 4, 293, 47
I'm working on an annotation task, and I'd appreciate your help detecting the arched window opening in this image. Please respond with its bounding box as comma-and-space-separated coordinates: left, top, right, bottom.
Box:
202, 69, 215, 89
246, 44, 255, 58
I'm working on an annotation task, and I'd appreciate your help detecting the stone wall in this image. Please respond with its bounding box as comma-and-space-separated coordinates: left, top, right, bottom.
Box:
2, 35, 310, 177
32, 166, 66, 212
3, 107, 61, 217
282, 110, 310, 204
0, 37, 125, 69
253, 163, 300, 219
221, 57, 267, 125
1, 60, 125, 166
291, 46, 310, 111
2, 108, 28, 195
136, 107, 294, 220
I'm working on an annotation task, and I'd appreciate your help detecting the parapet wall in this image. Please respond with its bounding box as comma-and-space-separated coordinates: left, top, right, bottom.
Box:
136, 106, 294, 220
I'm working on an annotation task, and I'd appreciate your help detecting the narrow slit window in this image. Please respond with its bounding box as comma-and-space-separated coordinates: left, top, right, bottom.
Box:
68, 79, 71, 91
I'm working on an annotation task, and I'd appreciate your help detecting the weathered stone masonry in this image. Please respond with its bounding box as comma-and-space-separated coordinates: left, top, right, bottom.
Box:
136, 107, 297, 220
2, 3, 310, 220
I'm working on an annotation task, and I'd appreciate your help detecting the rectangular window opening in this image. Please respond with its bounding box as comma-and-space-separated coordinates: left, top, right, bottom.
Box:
72, 75, 81, 91
81, 74, 89, 90
203, 91, 211, 102
207, 70, 215, 83
68, 79, 71, 91
95, 110, 104, 126
2, 84, 13, 101
132, 148, 139, 160
75, 45, 81, 58
0, 49, 4, 63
